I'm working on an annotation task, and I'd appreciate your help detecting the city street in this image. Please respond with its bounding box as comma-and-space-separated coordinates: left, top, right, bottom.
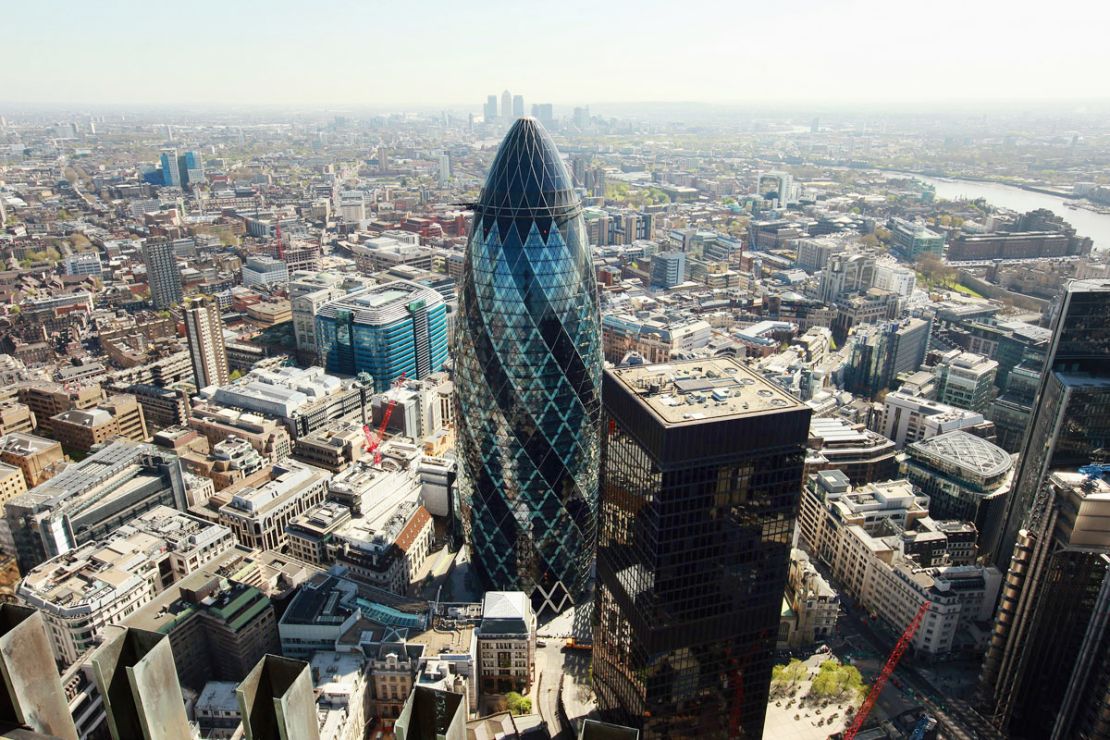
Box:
837, 601, 1002, 740
534, 607, 580, 738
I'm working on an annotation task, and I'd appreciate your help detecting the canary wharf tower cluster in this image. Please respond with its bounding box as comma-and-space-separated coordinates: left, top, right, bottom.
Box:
454, 117, 603, 614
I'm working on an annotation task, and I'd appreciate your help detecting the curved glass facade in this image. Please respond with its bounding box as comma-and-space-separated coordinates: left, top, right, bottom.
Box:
454, 118, 602, 614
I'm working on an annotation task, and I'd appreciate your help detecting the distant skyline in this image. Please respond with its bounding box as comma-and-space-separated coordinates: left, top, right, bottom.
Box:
3, 0, 1108, 108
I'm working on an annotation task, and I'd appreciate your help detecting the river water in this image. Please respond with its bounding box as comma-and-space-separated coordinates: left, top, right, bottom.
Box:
909, 175, 1110, 251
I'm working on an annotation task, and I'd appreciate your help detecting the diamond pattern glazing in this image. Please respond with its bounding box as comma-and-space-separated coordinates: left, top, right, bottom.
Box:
454, 118, 602, 614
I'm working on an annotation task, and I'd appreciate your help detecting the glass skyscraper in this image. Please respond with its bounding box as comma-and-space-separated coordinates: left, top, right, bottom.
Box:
315, 280, 448, 392
592, 358, 810, 738
989, 279, 1110, 567
454, 117, 602, 614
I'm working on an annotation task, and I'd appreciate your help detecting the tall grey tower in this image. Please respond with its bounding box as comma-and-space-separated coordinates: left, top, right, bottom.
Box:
183, 295, 229, 388
454, 117, 602, 614
141, 237, 183, 309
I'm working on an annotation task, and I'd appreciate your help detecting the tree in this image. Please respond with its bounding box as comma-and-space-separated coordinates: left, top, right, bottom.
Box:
772, 658, 808, 686
810, 659, 868, 702
916, 254, 955, 286
505, 692, 531, 715
229, 369, 244, 381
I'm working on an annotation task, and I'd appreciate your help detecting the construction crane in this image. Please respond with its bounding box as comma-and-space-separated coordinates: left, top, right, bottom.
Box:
362, 373, 406, 464
843, 601, 931, 740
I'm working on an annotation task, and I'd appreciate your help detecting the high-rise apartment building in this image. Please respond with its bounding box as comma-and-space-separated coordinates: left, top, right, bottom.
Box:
315, 280, 449, 392
593, 358, 810, 737
178, 150, 204, 188
990, 279, 1110, 567
142, 237, 183, 309
455, 117, 602, 614
160, 148, 181, 187
184, 295, 230, 389
981, 470, 1110, 738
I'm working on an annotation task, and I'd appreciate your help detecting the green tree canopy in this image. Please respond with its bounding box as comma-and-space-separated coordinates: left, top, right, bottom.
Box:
505, 691, 532, 715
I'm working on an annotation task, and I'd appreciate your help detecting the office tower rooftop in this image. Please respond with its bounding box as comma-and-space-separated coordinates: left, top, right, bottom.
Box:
455, 117, 602, 614
607, 357, 803, 423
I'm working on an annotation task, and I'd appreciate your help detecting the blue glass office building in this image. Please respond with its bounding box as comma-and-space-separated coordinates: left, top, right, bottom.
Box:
455, 117, 602, 614
315, 280, 448, 392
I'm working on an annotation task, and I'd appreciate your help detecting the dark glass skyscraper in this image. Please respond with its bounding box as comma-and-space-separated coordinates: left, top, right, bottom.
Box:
592, 358, 810, 738
989, 279, 1110, 567
980, 470, 1110, 739
454, 117, 602, 614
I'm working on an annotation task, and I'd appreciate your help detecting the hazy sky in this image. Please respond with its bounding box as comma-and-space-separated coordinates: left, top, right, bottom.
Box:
3, 0, 1108, 108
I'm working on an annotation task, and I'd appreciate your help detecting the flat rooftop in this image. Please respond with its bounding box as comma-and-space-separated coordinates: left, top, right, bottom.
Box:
609, 357, 804, 424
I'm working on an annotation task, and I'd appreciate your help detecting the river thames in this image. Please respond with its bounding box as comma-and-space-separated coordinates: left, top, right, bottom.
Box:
908, 175, 1110, 251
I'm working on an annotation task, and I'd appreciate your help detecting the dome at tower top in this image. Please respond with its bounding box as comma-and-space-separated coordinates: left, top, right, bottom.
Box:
475, 117, 579, 220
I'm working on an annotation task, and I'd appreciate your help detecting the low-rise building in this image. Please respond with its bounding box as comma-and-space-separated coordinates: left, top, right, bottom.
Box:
0, 432, 65, 489
278, 575, 362, 659
197, 366, 372, 441
49, 394, 149, 454
286, 502, 352, 566
370, 640, 425, 724
314, 650, 371, 740
5, 440, 188, 572
125, 567, 279, 691
0, 402, 35, 435
873, 391, 993, 448
180, 435, 267, 492
785, 549, 839, 650
476, 591, 535, 695
805, 416, 899, 485
799, 471, 1001, 658
600, 313, 711, 364
933, 351, 998, 413
218, 460, 329, 551
17, 382, 104, 434
187, 406, 293, 462
292, 421, 368, 473
16, 506, 235, 665
195, 681, 242, 739
901, 431, 1014, 544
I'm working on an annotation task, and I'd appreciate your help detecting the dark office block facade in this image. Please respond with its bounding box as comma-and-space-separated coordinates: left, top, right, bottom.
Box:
991, 279, 1110, 567
980, 471, 1110, 739
592, 358, 810, 738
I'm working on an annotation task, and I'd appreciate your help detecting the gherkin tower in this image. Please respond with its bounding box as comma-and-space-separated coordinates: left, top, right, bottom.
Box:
454, 117, 602, 614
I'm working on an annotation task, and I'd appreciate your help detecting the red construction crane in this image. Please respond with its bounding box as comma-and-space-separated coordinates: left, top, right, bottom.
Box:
843, 601, 931, 740
362, 373, 406, 464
